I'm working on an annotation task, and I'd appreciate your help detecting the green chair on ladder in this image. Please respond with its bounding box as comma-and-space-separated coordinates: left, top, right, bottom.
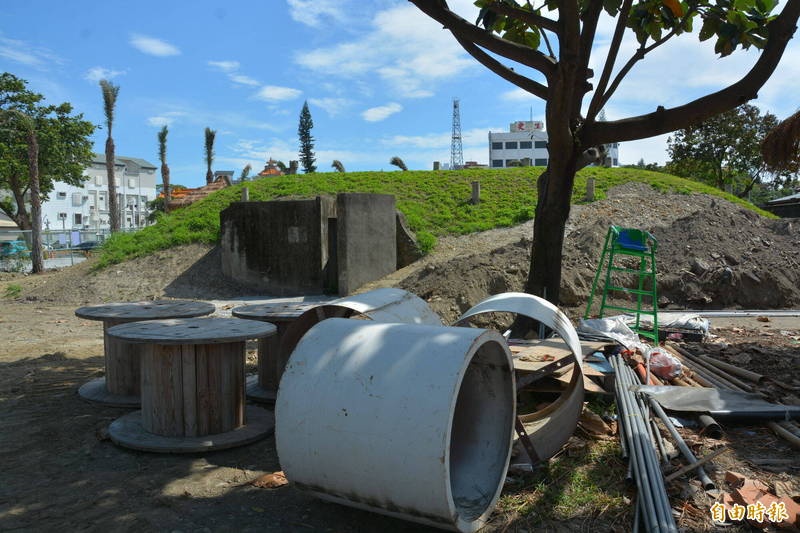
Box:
584, 226, 659, 343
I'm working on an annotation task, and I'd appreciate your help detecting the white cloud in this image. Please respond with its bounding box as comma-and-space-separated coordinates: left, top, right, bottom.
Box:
254, 85, 302, 102
147, 116, 173, 127
308, 97, 352, 117
295, 3, 479, 98
384, 127, 498, 149
502, 88, 541, 102
130, 34, 180, 57
0, 35, 62, 69
362, 102, 402, 122
286, 0, 346, 28
208, 60, 240, 72
230, 74, 259, 86
85, 66, 126, 83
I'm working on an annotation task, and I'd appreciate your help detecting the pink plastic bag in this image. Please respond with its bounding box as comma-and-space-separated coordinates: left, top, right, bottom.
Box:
647, 347, 682, 380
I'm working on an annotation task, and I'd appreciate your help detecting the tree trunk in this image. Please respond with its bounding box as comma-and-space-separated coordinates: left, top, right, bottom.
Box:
525, 149, 581, 304
162, 163, 171, 214
7, 172, 32, 230
26, 130, 44, 273
107, 136, 120, 232
206, 167, 213, 185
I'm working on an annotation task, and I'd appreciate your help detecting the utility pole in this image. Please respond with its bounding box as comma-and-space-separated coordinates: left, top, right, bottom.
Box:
451, 98, 463, 171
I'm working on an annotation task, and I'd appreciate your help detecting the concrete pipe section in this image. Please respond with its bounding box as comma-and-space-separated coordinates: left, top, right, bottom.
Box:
276, 319, 516, 532
455, 292, 585, 462
276, 288, 443, 381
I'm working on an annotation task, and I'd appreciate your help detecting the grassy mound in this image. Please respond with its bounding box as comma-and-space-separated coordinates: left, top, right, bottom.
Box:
95, 167, 774, 269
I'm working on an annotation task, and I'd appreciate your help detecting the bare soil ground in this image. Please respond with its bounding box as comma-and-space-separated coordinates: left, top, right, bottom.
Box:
1, 183, 799, 532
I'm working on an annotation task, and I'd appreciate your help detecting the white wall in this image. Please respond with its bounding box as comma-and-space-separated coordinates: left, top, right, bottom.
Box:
41, 159, 158, 232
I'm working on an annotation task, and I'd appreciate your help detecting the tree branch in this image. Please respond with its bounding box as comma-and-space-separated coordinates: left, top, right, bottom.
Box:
454, 36, 549, 99
488, 1, 559, 33
408, 0, 557, 77
586, 0, 633, 120
597, 15, 691, 113
579, 0, 604, 77
583, 0, 800, 146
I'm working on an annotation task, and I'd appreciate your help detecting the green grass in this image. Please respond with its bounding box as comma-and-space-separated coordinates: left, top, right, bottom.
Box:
4, 283, 22, 299
94, 167, 776, 269
496, 439, 629, 525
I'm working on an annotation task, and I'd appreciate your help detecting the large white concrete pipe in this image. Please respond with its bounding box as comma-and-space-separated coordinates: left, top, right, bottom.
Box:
276, 319, 516, 532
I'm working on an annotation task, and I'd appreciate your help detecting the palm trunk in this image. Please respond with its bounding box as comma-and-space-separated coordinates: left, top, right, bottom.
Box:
162, 163, 171, 213
27, 129, 44, 274
206, 167, 213, 185
107, 136, 120, 232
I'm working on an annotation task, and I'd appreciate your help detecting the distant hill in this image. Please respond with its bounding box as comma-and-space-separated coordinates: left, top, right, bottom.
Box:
95, 167, 774, 269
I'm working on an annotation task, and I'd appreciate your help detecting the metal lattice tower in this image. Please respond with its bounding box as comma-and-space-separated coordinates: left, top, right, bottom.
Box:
451, 98, 463, 170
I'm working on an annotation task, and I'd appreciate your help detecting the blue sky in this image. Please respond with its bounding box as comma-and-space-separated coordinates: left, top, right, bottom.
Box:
2, 0, 799, 188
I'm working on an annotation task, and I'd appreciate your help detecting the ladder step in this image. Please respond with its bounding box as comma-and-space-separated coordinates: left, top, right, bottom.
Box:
605, 286, 655, 296
609, 266, 655, 276
602, 305, 658, 315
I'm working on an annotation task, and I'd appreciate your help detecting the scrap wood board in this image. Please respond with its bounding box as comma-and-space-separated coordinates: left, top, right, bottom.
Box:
508, 339, 610, 377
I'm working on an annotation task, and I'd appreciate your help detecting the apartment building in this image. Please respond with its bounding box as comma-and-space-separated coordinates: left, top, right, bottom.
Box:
42, 155, 158, 231
488, 120, 620, 168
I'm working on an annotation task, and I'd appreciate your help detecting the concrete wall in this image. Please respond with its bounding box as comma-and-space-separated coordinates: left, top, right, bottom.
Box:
336, 193, 396, 295
220, 197, 335, 295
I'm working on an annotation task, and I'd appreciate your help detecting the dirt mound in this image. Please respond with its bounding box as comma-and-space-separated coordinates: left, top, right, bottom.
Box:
398, 182, 800, 323
16, 244, 259, 305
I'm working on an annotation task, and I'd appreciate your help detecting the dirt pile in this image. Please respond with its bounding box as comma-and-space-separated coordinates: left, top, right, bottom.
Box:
399, 182, 800, 323
17, 244, 253, 305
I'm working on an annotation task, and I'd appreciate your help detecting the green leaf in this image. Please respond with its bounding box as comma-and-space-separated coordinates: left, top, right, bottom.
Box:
699, 17, 718, 41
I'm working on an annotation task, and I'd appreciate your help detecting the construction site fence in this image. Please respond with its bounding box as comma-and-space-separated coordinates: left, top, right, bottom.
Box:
0, 228, 139, 272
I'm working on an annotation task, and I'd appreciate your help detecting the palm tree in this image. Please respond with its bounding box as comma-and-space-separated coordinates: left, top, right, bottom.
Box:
100, 80, 120, 231
331, 160, 345, 173
276, 160, 288, 173
158, 125, 170, 214
389, 156, 408, 171
240, 164, 251, 182
0, 110, 43, 273
204, 127, 216, 184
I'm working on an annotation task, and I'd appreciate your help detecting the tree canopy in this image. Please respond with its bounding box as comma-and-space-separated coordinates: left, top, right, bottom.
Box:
298, 101, 316, 173
410, 0, 800, 308
666, 104, 794, 197
0, 72, 96, 229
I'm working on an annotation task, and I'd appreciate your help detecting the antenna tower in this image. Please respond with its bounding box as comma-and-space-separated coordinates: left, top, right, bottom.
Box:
451, 98, 464, 170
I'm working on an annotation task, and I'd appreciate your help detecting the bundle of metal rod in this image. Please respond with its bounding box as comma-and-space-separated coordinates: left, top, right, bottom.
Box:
666, 344, 800, 448
611, 355, 678, 533
667, 344, 755, 392
648, 398, 716, 490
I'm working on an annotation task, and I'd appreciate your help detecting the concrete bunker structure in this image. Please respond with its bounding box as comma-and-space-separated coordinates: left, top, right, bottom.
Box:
221, 193, 417, 295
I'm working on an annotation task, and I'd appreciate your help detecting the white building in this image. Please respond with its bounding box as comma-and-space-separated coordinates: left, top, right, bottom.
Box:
489, 120, 619, 168
42, 155, 158, 232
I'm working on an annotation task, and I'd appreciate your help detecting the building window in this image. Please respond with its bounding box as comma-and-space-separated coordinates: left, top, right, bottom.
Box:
57, 191, 67, 199
505, 141, 518, 149
612, 158, 618, 166
491, 142, 503, 150
534, 141, 547, 149
492, 159, 504, 167
535, 158, 548, 166
74, 213, 82, 225
520, 141, 532, 149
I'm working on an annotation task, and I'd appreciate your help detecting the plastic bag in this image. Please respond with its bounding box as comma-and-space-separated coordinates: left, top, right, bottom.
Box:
646, 347, 682, 380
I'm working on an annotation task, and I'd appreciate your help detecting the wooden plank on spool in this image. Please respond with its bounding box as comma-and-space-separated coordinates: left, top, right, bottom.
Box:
181, 344, 198, 437
140, 343, 156, 433
195, 344, 210, 436
232, 341, 246, 427
216, 343, 234, 433
155, 344, 184, 437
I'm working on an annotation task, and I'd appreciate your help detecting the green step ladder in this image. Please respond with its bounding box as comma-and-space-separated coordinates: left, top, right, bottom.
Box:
584, 226, 659, 343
